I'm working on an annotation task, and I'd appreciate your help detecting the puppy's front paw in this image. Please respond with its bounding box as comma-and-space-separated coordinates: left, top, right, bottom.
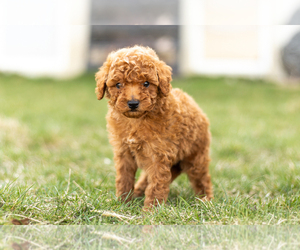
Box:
142, 204, 156, 212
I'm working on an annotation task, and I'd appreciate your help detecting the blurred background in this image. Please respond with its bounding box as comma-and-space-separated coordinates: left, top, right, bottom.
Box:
0, 0, 300, 81
1, 0, 300, 226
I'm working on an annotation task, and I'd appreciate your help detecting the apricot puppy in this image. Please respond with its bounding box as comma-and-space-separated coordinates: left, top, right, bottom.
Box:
95, 45, 213, 209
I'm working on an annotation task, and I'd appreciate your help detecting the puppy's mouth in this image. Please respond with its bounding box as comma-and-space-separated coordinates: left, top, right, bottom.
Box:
123, 110, 146, 118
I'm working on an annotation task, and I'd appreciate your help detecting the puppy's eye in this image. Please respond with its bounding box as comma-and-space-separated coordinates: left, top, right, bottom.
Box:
116, 83, 121, 89
143, 81, 150, 88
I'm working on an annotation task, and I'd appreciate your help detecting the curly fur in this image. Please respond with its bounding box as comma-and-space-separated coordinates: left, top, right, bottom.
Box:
95, 45, 213, 209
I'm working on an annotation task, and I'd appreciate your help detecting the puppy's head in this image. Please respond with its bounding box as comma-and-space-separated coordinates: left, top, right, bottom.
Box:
95, 46, 172, 118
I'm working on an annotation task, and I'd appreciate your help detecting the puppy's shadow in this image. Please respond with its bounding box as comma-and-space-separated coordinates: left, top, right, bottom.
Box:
168, 174, 196, 203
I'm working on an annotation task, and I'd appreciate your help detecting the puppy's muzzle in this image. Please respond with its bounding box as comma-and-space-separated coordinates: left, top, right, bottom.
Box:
127, 99, 140, 111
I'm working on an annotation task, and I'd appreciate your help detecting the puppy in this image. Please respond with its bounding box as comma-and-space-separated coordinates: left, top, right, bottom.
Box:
95, 45, 213, 209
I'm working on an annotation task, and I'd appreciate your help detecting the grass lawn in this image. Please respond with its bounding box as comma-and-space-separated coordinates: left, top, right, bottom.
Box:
0, 73, 300, 225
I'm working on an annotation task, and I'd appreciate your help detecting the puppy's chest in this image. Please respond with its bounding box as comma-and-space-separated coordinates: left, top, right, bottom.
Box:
120, 123, 160, 154
123, 130, 147, 152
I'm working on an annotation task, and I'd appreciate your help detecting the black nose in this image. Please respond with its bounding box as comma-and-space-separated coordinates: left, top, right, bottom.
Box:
127, 100, 139, 110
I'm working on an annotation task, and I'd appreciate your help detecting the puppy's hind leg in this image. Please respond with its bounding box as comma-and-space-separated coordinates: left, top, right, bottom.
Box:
133, 171, 148, 198
183, 149, 213, 200
134, 162, 182, 198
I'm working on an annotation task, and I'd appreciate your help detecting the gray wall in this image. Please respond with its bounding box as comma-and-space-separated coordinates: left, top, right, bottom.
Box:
89, 0, 179, 73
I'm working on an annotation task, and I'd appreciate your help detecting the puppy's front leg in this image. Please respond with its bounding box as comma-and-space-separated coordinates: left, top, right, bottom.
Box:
144, 163, 172, 209
114, 149, 137, 202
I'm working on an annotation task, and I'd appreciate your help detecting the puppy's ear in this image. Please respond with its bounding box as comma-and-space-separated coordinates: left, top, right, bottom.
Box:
156, 60, 172, 96
95, 65, 108, 100
95, 53, 114, 100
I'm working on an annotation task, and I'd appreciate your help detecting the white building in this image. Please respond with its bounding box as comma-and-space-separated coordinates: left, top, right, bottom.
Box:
180, 0, 300, 81
0, 0, 90, 78
0, 0, 299, 81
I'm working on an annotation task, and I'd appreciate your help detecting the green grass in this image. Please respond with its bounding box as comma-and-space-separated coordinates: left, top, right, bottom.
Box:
0, 73, 300, 225
2, 225, 300, 249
